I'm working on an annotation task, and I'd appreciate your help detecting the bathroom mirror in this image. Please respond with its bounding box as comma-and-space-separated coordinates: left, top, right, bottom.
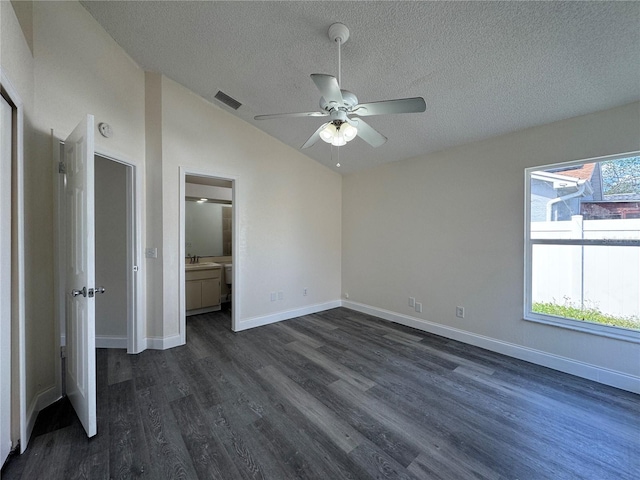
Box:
185, 199, 232, 257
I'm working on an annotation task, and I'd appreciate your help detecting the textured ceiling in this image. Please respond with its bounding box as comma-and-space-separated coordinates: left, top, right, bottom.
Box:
80, 1, 640, 174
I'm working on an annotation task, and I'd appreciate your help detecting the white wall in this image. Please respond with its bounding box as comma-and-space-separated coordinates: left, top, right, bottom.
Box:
343, 102, 640, 388
155, 77, 342, 335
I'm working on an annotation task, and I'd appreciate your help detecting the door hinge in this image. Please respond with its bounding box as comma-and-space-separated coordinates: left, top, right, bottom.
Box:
60, 346, 66, 359
58, 161, 66, 174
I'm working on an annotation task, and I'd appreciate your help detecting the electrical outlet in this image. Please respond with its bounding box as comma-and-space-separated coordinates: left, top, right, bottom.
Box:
409, 297, 415, 308
303, 288, 308, 296
344, 293, 349, 299
270, 292, 276, 302
145, 247, 158, 258
456, 306, 465, 318
415, 302, 422, 313
278, 291, 284, 300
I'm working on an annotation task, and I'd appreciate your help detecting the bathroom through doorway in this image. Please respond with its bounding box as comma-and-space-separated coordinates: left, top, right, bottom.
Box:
179, 169, 238, 338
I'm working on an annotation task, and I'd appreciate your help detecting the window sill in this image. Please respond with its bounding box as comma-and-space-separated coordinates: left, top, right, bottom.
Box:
524, 313, 640, 344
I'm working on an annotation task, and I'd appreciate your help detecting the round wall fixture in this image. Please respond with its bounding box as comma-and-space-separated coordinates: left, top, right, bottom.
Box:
98, 122, 113, 138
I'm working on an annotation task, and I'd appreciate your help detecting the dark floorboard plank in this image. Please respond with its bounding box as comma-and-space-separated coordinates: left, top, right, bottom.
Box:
170, 394, 244, 480
64, 449, 110, 480
288, 369, 422, 469
17, 426, 75, 480
285, 340, 377, 391
157, 350, 196, 404
236, 326, 341, 388
329, 378, 504, 480
170, 344, 227, 409
329, 338, 617, 478
272, 322, 325, 349
136, 385, 199, 480
204, 403, 271, 480
348, 441, 421, 480
250, 415, 346, 480
298, 313, 340, 331
130, 349, 161, 391
107, 348, 133, 386
257, 364, 366, 454
108, 379, 151, 479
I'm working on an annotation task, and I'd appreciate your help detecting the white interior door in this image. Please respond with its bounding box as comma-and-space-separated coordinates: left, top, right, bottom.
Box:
64, 115, 97, 438
0, 95, 13, 465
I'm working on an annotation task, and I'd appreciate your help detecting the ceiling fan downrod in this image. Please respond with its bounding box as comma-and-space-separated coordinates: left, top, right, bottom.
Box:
328, 23, 349, 88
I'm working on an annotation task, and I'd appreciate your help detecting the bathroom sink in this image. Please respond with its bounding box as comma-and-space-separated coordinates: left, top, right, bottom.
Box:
185, 262, 221, 271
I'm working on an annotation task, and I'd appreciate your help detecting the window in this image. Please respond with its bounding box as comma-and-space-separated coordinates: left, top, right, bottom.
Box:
525, 153, 640, 342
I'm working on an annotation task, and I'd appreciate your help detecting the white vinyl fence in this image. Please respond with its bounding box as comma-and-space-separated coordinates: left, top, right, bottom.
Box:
531, 216, 640, 319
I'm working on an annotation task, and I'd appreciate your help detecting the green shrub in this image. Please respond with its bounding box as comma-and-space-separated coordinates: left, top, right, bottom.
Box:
532, 302, 640, 330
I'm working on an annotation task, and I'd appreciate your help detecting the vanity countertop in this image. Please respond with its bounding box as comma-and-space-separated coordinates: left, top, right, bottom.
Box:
185, 262, 221, 271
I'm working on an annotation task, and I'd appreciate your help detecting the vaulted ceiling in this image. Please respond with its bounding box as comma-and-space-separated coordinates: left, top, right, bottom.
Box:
81, 1, 640, 174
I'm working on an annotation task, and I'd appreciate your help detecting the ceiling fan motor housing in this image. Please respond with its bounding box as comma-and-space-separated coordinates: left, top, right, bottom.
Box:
319, 90, 358, 119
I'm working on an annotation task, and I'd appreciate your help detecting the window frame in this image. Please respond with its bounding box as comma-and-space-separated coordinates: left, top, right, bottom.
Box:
524, 151, 640, 343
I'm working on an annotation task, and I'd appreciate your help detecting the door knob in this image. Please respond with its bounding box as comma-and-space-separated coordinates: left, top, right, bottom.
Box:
95, 286, 106, 294
71, 287, 87, 297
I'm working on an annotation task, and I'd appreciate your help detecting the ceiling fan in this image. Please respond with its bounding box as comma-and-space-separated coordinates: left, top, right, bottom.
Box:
254, 23, 426, 149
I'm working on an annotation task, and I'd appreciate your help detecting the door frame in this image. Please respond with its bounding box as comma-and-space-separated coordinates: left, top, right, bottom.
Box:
179, 167, 239, 337
54, 140, 146, 393
0, 69, 27, 454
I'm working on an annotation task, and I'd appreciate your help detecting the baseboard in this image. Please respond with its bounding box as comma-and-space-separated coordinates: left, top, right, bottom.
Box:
95, 335, 127, 349
146, 334, 184, 350
342, 300, 640, 395
24, 385, 61, 450
236, 300, 342, 332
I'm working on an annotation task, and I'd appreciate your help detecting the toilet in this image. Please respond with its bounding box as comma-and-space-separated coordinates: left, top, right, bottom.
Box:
224, 263, 232, 306
224, 263, 232, 286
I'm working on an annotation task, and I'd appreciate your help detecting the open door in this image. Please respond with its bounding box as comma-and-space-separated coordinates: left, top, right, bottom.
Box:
0, 92, 13, 465
64, 115, 97, 437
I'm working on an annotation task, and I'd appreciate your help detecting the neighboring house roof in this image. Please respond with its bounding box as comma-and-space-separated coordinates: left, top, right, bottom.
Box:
548, 163, 595, 181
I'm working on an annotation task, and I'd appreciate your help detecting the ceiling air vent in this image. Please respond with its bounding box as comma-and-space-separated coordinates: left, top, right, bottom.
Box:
214, 90, 242, 110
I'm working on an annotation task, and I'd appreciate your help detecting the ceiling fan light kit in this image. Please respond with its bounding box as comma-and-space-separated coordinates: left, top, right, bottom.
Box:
320, 121, 357, 146
254, 22, 426, 155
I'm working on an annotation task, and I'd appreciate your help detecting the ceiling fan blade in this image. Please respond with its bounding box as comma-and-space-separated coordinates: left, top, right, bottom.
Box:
311, 74, 343, 105
254, 111, 328, 121
301, 123, 329, 149
352, 118, 387, 147
351, 97, 426, 117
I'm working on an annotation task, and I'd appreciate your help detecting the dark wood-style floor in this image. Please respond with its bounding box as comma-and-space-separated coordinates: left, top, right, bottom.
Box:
2, 307, 639, 479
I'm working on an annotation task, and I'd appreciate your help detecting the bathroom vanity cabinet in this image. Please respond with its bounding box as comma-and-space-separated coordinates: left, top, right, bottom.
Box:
185, 264, 221, 315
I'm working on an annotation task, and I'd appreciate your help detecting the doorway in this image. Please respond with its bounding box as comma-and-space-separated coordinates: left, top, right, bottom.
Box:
0, 72, 27, 456
179, 168, 238, 339
94, 155, 132, 349
55, 146, 145, 399
1, 87, 14, 467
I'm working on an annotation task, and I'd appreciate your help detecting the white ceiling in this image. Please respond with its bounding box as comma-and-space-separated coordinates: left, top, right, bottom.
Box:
80, 1, 640, 174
